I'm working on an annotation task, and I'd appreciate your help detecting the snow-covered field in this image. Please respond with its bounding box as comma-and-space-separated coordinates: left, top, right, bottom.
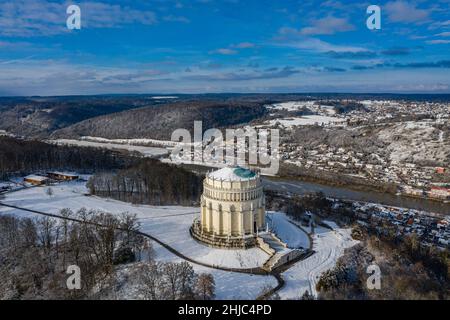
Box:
0, 180, 277, 299
262, 101, 346, 129
79, 136, 178, 147
278, 225, 358, 299
269, 101, 336, 115
267, 115, 346, 128
0, 181, 269, 269
0, 180, 357, 299
51, 139, 169, 157
269, 101, 316, 111
0, 180, 26, 192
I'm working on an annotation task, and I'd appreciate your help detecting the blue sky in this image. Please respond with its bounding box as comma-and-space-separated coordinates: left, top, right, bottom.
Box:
0, 0, 449, 96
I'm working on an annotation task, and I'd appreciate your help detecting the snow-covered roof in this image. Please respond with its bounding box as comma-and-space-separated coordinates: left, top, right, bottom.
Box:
208, 167, 257, 181
24, 175, 49, 182
47, 171, 79, 177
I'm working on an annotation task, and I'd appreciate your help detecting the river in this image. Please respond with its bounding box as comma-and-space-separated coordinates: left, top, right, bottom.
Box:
263, 178, 449, 216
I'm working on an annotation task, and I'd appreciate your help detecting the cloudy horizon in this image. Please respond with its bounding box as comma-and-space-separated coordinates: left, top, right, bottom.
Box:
0, 0, 449, 96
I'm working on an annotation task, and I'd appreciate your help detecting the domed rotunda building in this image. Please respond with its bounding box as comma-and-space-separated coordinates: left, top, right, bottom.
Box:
191, 166, 266, 249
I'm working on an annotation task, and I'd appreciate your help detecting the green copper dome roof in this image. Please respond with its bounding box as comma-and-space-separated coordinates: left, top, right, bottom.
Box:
233, 167, 256, 178
208, 166, 257, 181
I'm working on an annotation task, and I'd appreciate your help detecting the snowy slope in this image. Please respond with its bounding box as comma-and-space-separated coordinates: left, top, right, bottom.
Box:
140, 242, 277, 300
267, 211, 310, 249
278, 225, 358, 299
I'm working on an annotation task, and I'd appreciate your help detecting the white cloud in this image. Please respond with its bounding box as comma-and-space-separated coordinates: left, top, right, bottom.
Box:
0, 0, 157, 37
426, 39, 450, 44
435, 32, 450, 37
233, 42, 256, 49
385, 1, 430, 24
163, 15, 190, 23
299, 16, 355, 36
210, 48, 238, 55
275, 25, 366, 53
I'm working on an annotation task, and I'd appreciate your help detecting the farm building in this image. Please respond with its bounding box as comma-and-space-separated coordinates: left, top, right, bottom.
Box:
47, 172, 79, 181
24, 175, 49, 186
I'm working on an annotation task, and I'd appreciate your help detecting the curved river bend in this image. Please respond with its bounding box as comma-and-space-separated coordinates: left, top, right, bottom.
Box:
263, 178, 449, 216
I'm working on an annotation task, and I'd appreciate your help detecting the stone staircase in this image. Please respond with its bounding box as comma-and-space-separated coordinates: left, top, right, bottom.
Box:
258, 233, 305, 272
258, 233, 289, 272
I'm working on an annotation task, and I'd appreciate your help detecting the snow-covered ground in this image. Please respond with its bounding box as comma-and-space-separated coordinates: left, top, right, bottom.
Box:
0, 181, 15, 189
149, 242, 277, 300
268, 101, 315, 112
0, 180, 357, 300
0, 181, 269, 269
267, 115, 346, 128
278, 225, 358, 299
51, 139, 169, 157
79, 136, 178, 147
268, 101, 336, 116
0, 180, 277, 299
267, 212, 310, 249
262, 101, 346, 129
0, 180, 26, 192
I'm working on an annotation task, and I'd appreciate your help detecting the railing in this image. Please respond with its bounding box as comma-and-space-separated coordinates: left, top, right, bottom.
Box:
202, 185, 264, 202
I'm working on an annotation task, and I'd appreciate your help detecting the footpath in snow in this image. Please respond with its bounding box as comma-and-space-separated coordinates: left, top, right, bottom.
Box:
0, 180, 277, 299
0, 180, 357, 300
278, 223, 358, 299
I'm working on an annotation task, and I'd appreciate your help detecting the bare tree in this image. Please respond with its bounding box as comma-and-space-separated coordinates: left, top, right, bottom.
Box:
59, 208, 73, 269
138, 262, 163, 300
162, 261, 195, 300
37, 216, 56, 252
195, 273, 215, 300
46, 187, 54, 198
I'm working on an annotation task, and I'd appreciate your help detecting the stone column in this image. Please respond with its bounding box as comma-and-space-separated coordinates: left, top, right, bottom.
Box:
250, 203, 254, 235
218, 205, 223, 235
201, 205, 206, 230
208, 205, 213, 233
228, 208, 232, 236
240, 208, 244, 236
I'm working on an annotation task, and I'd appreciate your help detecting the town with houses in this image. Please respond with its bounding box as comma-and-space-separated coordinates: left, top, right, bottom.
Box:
269, 100, 450, 202
350, 201, 450, 250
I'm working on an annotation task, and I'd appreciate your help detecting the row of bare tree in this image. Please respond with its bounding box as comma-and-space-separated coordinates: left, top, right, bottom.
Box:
0, 209, 214, 300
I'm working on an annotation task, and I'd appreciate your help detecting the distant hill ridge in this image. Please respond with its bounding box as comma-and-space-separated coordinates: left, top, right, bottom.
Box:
0, 96, 165, 138
51, 100, 268, 140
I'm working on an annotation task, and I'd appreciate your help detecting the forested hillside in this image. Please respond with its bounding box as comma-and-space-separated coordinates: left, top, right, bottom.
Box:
52, 100, 268, 140
0, 96, 167, 138
0, 136, 138, 178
